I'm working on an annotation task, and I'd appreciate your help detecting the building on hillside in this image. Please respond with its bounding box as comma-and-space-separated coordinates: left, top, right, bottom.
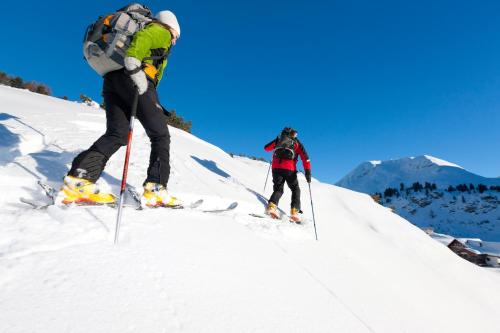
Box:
462, 240, 500, 268
447, 239, 488, 266
425, 230, 500, 267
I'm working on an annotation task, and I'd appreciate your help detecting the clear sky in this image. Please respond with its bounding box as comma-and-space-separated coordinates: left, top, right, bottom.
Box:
1, 0, 499, 183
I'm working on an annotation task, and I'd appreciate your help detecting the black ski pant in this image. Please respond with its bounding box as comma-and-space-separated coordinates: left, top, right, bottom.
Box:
69, 69, 171, 186
269, 168, 301, 210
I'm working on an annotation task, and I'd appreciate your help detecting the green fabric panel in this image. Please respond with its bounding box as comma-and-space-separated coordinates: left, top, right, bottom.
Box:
126, 23, 172, 84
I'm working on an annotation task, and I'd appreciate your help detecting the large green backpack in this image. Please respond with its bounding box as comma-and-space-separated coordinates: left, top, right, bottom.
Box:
83, 4, 154, 76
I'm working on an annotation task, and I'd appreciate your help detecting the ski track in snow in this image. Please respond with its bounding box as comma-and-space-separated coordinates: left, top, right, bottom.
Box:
1, 86, 500, 333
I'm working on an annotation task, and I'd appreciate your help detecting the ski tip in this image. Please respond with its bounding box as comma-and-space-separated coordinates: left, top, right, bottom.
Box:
189, 199, 204, 209
249, 212, 280, 220
227, 202, 238, 210
19, 197, 50, 209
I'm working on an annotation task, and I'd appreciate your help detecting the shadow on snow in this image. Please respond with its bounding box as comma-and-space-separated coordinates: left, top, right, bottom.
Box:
191, 155, 231, 179
0, 113, 21, 166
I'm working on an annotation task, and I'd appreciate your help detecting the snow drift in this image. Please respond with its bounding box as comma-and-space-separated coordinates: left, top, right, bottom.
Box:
1, 85, 500, 333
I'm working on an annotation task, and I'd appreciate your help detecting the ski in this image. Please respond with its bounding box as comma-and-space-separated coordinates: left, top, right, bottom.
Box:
38, 180, 56, 204
21, 181, 119, 209
202, 201, 238, 213
127, 186, 145, 210
144, 199, 204, 210
187, 199, 204, 209
249, 212, 285, 221
19, 197, 52, 209
19, 196, 119, 209
249, 213, 271, 219
249, 212, 302, 224
127, 186, 204, 210
22, 182, 234, 213
19, 181, 57, 209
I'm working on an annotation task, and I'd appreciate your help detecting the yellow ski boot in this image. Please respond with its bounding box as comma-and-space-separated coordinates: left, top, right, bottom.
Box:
58, 175, 116, 205
290, 208, 302, 223
266, 202, 280, 219
142, 182, 182, 208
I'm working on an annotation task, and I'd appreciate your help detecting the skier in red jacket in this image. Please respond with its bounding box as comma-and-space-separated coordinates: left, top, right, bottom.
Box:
264, 127, 311, 222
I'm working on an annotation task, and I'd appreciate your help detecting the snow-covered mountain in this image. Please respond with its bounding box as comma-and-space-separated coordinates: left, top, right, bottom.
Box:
381, 185, 500, 241
337, 156, 500, 241
1, 85, 500, 333
337, 155, 500, 194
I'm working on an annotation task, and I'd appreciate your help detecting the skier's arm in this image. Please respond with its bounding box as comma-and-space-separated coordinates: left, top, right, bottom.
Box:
126, 28, 154, 61
296, 141, 312, 182
296, 141, 311, 170
126, 24, 172, 85
264, 138, 277, 152
156, 59, 168, 83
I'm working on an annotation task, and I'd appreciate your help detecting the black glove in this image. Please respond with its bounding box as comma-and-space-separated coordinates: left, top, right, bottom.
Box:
305, 170, 312, 183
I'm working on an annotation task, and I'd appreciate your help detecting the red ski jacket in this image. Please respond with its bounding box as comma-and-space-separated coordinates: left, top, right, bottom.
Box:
264, 138, 311, 172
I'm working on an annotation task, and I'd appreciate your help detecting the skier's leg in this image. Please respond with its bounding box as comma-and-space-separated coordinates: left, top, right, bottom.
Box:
286, 171, 301, 210
130, 81, 179, 207
60, 72, 133, 205
269, 169, 286, 205
135, 84, 170, 187
286, 171, 302, 222
68, 91, 129, 182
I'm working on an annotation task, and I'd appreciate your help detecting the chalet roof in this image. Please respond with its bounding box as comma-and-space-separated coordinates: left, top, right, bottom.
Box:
466, 241, 500, 257
429, 233, 455, 247
428, 232, 500, 257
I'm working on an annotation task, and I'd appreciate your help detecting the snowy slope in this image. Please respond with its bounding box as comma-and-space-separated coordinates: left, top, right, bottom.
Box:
337, 155, 500, 194
1, 85, 500, 333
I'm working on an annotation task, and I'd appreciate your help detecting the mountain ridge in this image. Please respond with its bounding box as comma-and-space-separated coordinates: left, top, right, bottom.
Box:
337, 154, 500, 241
337, 155, 500, 194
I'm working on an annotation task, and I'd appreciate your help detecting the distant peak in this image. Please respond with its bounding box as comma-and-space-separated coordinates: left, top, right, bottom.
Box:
422, 155, 463, 169
369, 160, 381, 166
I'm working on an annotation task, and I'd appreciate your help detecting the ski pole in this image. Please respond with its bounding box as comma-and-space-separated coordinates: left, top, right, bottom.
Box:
114, 89, 139, 245
308, 182, 318, 241
263, 160, 272, 192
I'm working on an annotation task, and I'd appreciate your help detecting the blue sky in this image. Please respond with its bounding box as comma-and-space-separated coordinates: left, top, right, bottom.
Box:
1, 0, 499, 183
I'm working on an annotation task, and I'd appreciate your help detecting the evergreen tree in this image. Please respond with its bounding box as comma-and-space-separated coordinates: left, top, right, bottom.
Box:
0, 71, 8, 85
412, 182, 423, 192
166, 109, 192, 133
384, 187, 399, 198
0, 71, 52, 96
79, 94, 92, 104
35, 84, 51, 96
371, 193, 382, 205
10, 76, 24, 88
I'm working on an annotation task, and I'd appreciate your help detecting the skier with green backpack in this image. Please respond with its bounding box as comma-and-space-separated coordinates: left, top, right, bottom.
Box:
58, 4, 182, 207
264, 127, 312, 222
